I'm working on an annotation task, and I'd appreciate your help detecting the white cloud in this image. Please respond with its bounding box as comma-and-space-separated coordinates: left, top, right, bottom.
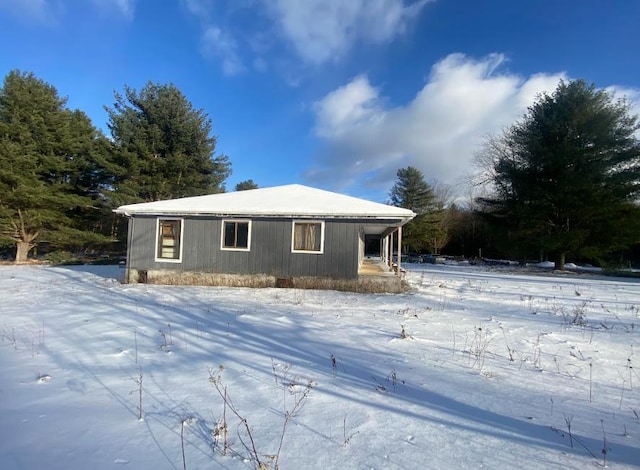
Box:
113, 0, 135, 19
307, 53, 567, 194
182, 0, 213, 19
183, 0, 430, 77
0, 0, 134, 22
183, 1, 249, 76
92, 0, 135, 20
315, 75, 383, 138
0, 0, 53, 22
266, 0, 431, 65
607, 86, 640, 137
202, 26, 245, 76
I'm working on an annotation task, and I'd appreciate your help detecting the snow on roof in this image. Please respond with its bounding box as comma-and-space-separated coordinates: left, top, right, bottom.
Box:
114, 184, 416, 221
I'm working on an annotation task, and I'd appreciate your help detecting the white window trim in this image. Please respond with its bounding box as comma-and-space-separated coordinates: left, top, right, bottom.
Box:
291, 220, 325, 254
220, 219, 252, 252
154, 217, 184, 263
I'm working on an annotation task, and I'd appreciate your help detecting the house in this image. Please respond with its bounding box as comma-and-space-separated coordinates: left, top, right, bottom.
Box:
114, 184, 416, 292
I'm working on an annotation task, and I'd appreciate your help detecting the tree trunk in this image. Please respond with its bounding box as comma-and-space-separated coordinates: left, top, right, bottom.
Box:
15, 240, 34, 263
12, 210, 39, 263
554, 253, 566, 271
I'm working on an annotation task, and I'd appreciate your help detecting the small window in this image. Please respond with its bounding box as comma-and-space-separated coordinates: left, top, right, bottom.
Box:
222, 220, 251, 251
292, 221, 324, 254
156, 219, 183, 262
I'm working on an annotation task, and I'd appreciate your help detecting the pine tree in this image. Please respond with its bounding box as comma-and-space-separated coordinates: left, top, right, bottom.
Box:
105, 82, 231, 204
235, 179, 258, 191
0, 70, 110, 262
478, 80, 640, 269
389, 166, 437, 252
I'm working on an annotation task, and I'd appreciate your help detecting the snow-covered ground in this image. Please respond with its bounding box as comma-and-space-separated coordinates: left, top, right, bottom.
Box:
1, 263, 639, 469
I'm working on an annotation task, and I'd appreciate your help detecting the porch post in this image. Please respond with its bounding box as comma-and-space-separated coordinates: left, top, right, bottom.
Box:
397, 226, 402, 274
381, 236, 387, 263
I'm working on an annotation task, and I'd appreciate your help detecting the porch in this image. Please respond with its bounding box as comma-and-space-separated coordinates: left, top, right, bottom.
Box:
358, 257, 396, 276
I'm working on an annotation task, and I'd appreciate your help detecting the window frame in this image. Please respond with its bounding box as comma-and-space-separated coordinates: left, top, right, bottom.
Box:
155, 218, 184, 263
220, 219, 252, 252
291, 220, 325, 254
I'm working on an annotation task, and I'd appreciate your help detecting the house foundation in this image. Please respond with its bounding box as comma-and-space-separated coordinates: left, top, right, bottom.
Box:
125, 268, 405, 293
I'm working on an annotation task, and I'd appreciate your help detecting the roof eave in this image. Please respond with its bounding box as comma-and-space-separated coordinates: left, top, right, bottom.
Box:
114, 209, 415, 222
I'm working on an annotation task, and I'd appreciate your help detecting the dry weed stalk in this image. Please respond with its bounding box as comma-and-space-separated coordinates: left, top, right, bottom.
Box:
129, 368, 143, 420
342, 416, 359, 447
208, 366, 313, 470
469, 325, 492, 370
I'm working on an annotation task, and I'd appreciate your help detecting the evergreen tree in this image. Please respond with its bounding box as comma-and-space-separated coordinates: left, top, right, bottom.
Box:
389, 166, 437, 252
0, 70, 111, 262
235, 179, 258, 191
427, 182, 455, 255
478, 80, 640, 269
105, 82, 231, 204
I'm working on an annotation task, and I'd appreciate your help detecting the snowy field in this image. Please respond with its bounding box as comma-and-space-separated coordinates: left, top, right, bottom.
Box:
1, 263, 639, 469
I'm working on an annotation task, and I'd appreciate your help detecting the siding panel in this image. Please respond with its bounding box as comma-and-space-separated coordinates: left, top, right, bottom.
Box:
128, 216, 385, 279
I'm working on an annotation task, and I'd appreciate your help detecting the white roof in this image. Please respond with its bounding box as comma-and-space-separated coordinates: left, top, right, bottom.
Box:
114, 184, 415, 222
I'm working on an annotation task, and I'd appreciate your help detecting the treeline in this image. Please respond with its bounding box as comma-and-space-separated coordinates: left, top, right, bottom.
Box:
2, 71, 639, 269
0, 70, 234, 262
389, 80, 640, 269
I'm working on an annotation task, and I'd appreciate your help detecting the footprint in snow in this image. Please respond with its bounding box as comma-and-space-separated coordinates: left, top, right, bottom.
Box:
36, 374, 51, 383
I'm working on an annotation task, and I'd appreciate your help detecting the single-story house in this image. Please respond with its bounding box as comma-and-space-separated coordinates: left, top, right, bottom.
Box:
114, 184, 416, 292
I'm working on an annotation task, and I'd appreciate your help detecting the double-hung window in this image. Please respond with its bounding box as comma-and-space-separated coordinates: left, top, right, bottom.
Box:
291, 221, 324, 254
222, 220, 251, 251
156, 218, 183, 262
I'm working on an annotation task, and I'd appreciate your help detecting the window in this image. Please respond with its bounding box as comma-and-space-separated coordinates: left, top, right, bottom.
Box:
292, 221, 324, 254
156, 219, 183, 262
221, 220, 251, 251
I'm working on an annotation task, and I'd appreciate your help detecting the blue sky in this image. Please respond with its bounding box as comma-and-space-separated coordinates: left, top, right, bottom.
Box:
1, 0, 639, 202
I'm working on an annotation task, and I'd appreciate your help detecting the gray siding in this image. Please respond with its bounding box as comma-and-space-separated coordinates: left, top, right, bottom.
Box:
127, 216, 374, 279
